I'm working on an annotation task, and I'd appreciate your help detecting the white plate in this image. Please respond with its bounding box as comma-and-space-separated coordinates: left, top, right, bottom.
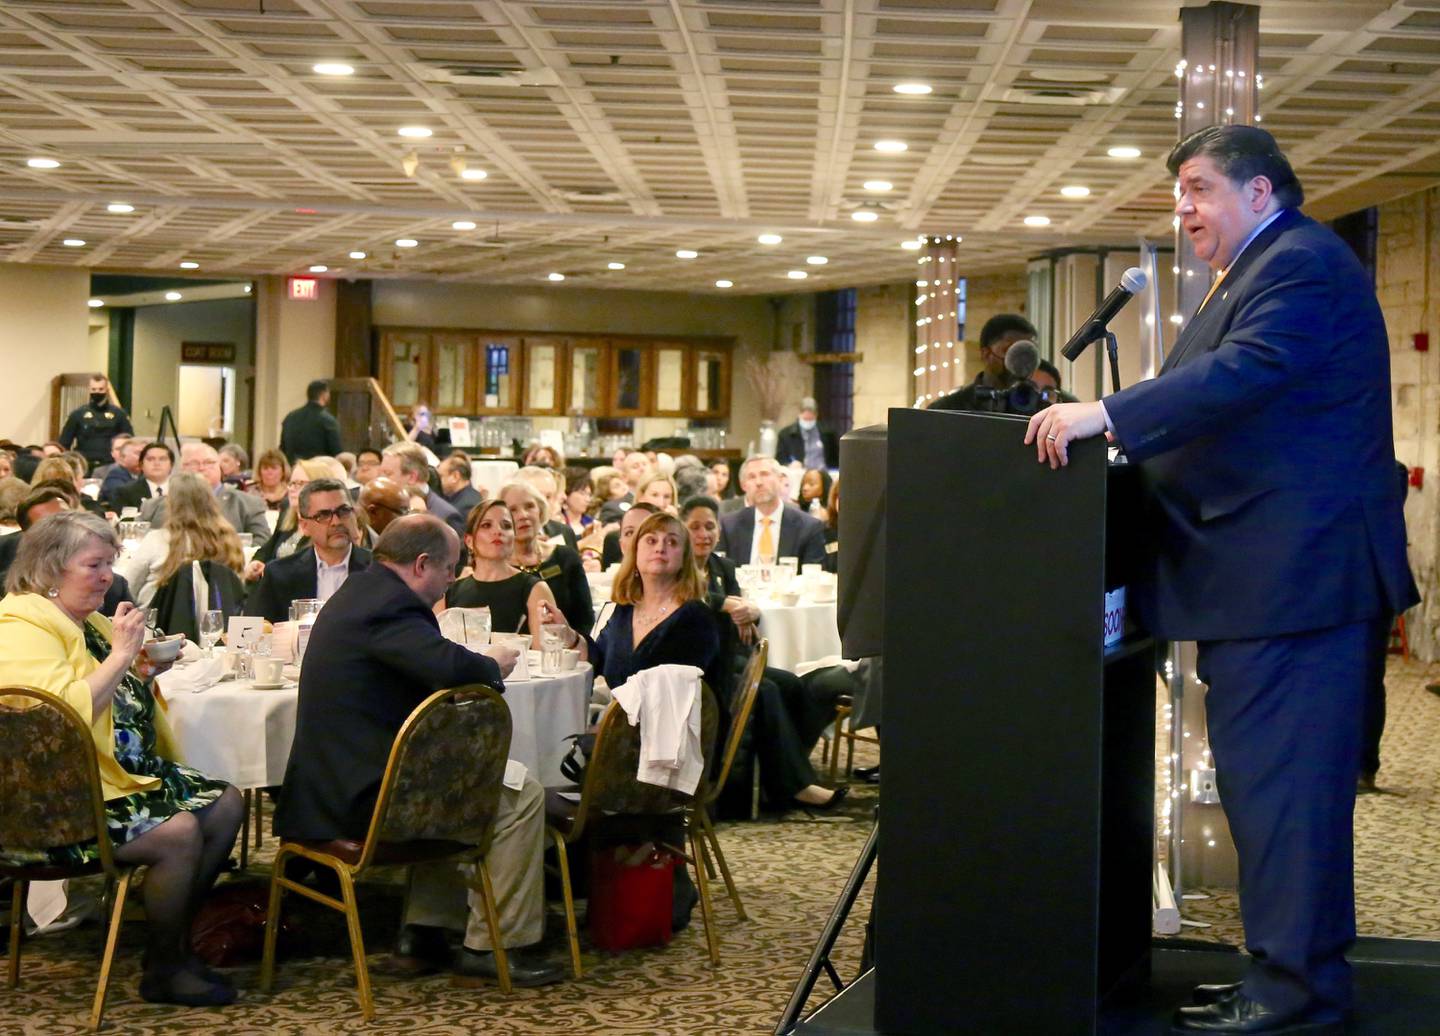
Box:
250, 680, 290, 690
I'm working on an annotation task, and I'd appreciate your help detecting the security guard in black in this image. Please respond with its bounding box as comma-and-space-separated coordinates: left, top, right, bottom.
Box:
59, 375, 134, 470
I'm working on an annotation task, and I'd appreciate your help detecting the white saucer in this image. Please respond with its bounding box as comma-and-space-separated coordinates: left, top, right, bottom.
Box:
250, 680, 289, 690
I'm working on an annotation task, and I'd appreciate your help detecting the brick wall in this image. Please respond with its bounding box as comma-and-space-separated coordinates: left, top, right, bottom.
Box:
853, 282, 913, 427
1377, 187, 1440, 657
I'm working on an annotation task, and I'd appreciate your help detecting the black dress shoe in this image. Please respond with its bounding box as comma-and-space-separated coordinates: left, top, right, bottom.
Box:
797, 785, 850, 812
1173, 992, 1342, 1034
138, 967, 238, 1007
853, 765, 881, 784
454, 946, 565, 987
391, 923, 452, 975
1194, 982, 1243, 1005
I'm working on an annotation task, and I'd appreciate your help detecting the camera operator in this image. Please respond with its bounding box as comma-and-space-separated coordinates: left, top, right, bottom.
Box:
928, 314, 1043, 414
1032, 358, 1080, 405
931, 336, 1056, 417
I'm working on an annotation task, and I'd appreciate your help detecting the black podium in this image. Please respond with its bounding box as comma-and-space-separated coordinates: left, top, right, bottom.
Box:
874, 407, 1155, 1034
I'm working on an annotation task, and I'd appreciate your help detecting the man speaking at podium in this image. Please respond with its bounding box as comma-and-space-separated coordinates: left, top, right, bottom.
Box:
1026, 125, 1417, 1035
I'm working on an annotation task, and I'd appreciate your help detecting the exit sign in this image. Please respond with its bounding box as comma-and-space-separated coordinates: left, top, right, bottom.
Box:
288, 277, 319, 301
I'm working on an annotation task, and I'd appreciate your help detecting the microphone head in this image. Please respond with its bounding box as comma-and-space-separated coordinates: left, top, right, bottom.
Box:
1004, 339, 1040, 380
1120, 266, 1147, 293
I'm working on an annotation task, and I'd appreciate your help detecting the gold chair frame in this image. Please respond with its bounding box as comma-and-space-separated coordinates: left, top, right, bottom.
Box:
259, 684, 513, 1020
827, 695, 880, 782
1, 687, 137, 1032
546, 681, 720, 978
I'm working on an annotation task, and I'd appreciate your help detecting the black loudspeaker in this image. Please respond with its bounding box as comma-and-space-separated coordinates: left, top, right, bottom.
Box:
836, 425, 887, 659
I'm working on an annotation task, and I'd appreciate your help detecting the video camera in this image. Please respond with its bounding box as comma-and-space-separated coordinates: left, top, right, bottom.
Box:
970, 341, 1060, 416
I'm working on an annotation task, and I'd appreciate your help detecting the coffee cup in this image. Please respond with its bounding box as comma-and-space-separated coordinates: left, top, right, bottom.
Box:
253, 657, 285, 685
561, 649, 580, 671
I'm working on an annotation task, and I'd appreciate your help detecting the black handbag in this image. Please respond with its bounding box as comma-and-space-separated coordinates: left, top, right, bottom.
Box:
558, 732, 596, 785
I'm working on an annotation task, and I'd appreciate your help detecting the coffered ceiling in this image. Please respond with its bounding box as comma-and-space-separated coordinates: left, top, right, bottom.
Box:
1, 0, 1438, 294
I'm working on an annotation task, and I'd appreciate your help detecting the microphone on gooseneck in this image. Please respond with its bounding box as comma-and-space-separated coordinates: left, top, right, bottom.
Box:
1003, 340, 1040, 381
1060, 267, 1148, 362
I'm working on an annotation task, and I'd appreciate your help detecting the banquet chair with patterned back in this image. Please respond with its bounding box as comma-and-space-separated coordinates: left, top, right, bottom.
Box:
259, 684, 512, 1020
692, 640, 767, 922
544, 681, 720, 978
0, 687, 138, 1032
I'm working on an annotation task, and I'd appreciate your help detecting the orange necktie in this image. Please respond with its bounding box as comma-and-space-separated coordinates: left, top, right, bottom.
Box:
758, 517, 775, 562
1196, 267, 1228, 314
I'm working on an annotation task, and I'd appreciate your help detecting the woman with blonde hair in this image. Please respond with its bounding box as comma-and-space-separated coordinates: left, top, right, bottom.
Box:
119, 472, 244, 608
249, 447, 290, 513
498, 479, 593, 633
635, 471, 679, 515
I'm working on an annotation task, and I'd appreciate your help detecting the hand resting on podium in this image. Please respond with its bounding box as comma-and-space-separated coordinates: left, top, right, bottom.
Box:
1024, 400, 1110, 469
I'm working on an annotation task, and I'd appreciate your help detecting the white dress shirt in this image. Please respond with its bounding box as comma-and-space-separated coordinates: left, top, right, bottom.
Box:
315, 545, 353, 603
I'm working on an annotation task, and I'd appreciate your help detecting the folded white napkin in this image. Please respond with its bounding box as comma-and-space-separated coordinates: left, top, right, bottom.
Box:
792, 655, 860, 678
503, 759, 528, 791
481, 643, 528, 681
157, 656, 227, 695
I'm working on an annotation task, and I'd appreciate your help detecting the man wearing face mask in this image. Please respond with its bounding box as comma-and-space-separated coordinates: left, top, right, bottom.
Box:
775, 396, 839, 470
58, 374, 133, 471
928, 314, 1039, 413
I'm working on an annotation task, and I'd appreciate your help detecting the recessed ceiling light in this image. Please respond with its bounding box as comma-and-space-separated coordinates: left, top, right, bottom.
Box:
806, 255, 828, 265
349, 250, 367, 260
851, 210, 879, 222
26, 157, 60, 169
1107, 146, 1142, 159
309, 265, 328, 273
313, 62, 354, 76
901, 239, 923, 251
179, 261, 199, 269
165, 291, 182, 301
88, 298, 104, 308
757, 233, 783, 245
893, 82, 933, 95
107, 202, 134, 214
607, 261, 626, 270
1023, 215, 1051, 227
460, 168, 488, 181
676, 249, 699, 260
452, 220, 476, 230
863, 180, 894, 193
547, 272, 565, 282
715, 279, 733, 288
1060, 185, 1091, 198
787, 270, 809, 280
395, 238, 418, 248
397, 126, 433, 138
874, 139, 908, 153
62, 238, 85, 247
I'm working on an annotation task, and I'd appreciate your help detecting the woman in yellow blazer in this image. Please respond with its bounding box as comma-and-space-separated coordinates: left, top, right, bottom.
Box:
0, 511, 243, 1007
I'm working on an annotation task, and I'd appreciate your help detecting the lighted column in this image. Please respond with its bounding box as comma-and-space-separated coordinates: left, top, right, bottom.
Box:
911, 235, 961, 407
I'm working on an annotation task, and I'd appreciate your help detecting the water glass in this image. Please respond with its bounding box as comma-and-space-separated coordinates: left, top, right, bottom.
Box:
541, 624, 567, 675
237, 532, 254, 551
199, 610, 223, 658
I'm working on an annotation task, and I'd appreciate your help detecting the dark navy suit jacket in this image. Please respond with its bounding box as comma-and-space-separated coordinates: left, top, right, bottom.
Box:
1105, 208, 1417, 641
718, 505, 827, 567
244, 545, 372, 623
274, 563, 505, 840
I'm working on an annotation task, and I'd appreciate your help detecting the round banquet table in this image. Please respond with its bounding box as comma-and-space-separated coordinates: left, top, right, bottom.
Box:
159, 662, 592, 789
757, 597, 841, 671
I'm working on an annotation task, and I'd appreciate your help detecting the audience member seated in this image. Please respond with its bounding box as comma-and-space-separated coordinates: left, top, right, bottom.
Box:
402, 401, 443, 453
142, 443, 268, 539
822, 477, 840, 574
381, 441, 463, 536
359, 476, 410, 543
92, 433, 133, 488
99, 436, 144, 503
354, 447, 382, 487
519, 444, 563, 469
581, 511, 722, 699
516, 465, 576, 549
271, 515, 563, 986
31, 456, 106, 517
0, 448, 15, 481
438, 454, 483, 519
249, 448, 290, 515
927, 313, 1039, 413
245, 478, 370, 622
673, 461, 710, 509
444, 500, 566, 646
218, 444, 249, 486
600, 500, 659, 570
111, 442, 173, 512
247, 456, 347, 579
682, 496, 846, 810
635, 472, 679, 516
558, 467, 594, 541
0, 475, 29, 536
718, 456, 826, 567
799, 468, 833, 521
0, 511, 243, 1006
118, 472, 245, 610
1, 485, 130, 602
710, 459, 735, 500
597, 450, 653, 523
499, 480, 593, 634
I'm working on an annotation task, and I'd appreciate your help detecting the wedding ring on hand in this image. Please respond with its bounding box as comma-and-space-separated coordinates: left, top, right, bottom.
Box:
1046, 434, 1058, 441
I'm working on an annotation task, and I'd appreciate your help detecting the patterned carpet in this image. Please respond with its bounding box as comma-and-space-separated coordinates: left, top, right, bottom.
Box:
5, 658, 1440, 1034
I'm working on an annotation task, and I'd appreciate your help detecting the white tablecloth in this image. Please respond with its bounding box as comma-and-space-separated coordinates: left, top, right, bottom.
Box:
758, 598, 841, 671
161, 664, 593, 789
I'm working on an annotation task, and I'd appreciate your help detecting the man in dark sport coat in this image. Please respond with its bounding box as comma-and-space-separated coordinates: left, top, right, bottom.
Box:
1027, 125, 1417, 1035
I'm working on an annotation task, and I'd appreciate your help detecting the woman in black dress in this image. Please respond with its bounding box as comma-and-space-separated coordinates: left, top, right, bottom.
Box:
500, 480, 594, 636
445, 499, 565, 647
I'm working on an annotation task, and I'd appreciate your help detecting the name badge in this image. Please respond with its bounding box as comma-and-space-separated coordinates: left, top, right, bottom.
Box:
539, 564, 563, 580
825, 541, 839, 554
